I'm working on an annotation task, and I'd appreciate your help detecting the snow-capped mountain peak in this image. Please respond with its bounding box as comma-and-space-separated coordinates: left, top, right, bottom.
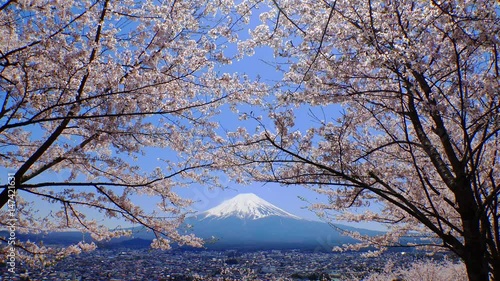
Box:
201, 193, 301, 220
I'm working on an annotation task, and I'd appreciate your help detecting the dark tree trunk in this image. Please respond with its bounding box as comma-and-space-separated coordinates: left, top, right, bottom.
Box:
461, 216, 490, 281
463, 254, 490, 281
455, 175, 490, 281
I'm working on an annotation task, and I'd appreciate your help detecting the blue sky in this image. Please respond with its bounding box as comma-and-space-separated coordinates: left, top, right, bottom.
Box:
1, 4, 387, 233
174, 10, 385, 231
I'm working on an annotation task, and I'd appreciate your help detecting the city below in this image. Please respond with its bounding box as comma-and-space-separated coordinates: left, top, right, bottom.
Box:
2, 248, 452, 281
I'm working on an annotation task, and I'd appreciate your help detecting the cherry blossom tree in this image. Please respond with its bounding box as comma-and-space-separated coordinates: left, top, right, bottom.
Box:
0, 0, 256, 266
364, 259, 467, 281
222, 1, 500, 280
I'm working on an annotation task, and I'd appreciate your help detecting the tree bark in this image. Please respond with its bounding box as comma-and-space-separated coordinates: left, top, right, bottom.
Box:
463, 240, 490, 281
460, 204, 490, 281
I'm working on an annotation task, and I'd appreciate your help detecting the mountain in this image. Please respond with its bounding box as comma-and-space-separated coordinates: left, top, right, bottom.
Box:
183, 193, 381, 251
200, 193, 300, 220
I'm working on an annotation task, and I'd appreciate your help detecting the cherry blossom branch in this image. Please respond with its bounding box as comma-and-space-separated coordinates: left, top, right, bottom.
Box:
262, 132, 465, 253
0, 93, 227, 131
0, 1, 99, 62
0, 0, 110, 209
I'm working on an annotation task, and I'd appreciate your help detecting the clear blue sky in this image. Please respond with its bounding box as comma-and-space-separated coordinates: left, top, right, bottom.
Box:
2, 6, 386, 232
173, 11, 385, 231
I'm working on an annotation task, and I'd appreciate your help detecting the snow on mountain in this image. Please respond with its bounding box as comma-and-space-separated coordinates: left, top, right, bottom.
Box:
200, 193, 301, 220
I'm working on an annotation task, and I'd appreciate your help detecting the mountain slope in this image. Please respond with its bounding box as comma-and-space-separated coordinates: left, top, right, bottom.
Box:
182, 193, 381, 250
184, 215, 377, 250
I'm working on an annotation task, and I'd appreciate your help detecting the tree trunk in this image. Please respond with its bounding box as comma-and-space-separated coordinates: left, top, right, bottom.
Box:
454, 174, 490, 281
466, 261, 490, 281
462, 219, 490, 281
464, 255, 490, 281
